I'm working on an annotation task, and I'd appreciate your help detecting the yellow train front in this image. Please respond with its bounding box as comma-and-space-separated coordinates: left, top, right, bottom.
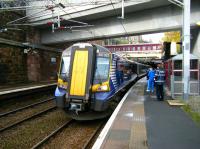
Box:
55, 43, 147, 120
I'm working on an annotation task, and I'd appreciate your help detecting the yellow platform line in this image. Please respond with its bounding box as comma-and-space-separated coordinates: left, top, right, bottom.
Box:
129, 86, 148, 149
167, 100, 185, 106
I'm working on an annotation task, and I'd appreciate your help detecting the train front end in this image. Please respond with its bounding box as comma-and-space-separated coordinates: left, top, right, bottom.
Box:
55, 43, 113, 120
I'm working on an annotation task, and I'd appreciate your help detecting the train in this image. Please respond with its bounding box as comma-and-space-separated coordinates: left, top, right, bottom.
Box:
55, 43, 148, 120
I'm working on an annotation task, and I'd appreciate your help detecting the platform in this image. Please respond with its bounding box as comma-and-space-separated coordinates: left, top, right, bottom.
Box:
93, 77, 200, 149
0, 82, 57, 96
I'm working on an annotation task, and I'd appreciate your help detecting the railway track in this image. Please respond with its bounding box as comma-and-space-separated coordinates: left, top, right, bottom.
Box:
31, 119, 74, 149
31, 119, 106, 149
0, 97, 55, 118
0, 106, 56, 133
82, 121, 105, 149
0, 108, 69, 149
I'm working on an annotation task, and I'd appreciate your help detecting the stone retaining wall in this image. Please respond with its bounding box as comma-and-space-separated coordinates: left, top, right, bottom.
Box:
0, 11, 61, 85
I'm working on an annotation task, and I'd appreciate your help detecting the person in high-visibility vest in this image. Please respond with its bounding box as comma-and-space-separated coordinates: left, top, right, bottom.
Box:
155, 63, 165, 101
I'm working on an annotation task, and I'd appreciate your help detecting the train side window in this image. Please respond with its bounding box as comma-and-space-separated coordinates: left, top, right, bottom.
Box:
132, 64, 137, 74
60, 56, 70, 80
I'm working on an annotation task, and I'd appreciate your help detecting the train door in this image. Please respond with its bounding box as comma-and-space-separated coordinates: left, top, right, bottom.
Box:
67, 44, 96, 107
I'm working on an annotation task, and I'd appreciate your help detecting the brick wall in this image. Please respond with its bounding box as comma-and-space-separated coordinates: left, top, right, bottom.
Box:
0, 45, 28, 84
0, 11, 61, 85
0, 11, 26, 42
27, 50, 61, 82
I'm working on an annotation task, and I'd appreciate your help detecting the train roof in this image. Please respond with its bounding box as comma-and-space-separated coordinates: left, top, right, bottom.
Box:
62, 43, 111, 56
92, 43, 111, 54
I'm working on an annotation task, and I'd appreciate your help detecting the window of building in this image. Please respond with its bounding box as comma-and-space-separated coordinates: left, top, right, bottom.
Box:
190, 59, 198, 69
190, 71, 198, 81
174, 71, 182, 81
174, 60, 182, 70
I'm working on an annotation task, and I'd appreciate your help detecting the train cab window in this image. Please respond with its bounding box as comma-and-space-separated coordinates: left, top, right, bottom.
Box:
93, 45, 110, 84
94, 57, 110, 84
60, 56, 70, 81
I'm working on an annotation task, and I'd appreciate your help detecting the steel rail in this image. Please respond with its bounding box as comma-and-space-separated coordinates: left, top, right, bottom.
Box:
31, 119, 74, 149
82, 121, 105, 149
0, 97, 55, 118
0, 106, 56, 133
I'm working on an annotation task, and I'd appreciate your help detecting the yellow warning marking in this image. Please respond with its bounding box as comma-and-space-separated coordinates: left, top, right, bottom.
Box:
167, 100, 185, 106
129, 98, 148, 149
70, 50, 88, 96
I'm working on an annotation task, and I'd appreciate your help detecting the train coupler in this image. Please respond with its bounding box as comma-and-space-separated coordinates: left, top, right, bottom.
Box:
70, 103, 85, 114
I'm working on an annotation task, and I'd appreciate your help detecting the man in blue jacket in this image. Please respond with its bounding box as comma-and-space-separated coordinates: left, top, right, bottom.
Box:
147, 67, 155, 92
155, 63, 165, 101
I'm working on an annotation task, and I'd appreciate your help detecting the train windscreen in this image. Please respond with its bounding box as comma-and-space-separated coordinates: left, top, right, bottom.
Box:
60, 56, 70, 81
94, 57, 110, 84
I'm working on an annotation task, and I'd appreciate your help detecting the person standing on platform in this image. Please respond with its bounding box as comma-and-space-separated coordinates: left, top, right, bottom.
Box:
155, 63, 165, 101
146, 67, 155, 93
117, 64, 124, 85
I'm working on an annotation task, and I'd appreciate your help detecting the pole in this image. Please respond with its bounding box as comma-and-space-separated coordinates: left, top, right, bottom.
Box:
121, 0, 124, 19
183, 0, 190, 100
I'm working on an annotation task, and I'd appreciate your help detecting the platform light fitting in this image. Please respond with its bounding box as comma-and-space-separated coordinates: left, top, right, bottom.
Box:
196, 21, 200, 26
0, 28, 7, 33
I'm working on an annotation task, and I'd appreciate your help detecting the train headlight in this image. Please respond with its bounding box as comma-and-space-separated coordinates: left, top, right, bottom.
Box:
92, 81, 110, 92
97, 84, 108, 91
57, 78, 67, 89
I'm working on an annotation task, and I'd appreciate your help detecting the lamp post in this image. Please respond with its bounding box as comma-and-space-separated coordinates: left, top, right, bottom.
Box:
168, 0, 191, 101
183, 0, 190, 101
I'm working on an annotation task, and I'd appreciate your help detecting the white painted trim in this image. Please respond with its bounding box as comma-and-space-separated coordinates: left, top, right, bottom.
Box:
92, 82, 135, 149
0, 83, 57, 95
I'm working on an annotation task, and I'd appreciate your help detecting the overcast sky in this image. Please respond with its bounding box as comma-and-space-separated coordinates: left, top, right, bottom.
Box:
142, 33, 164, 43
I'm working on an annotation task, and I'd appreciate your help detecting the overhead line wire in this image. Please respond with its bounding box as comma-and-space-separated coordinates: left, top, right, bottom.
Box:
109, 0, 128, 35
50, 0, 88, 25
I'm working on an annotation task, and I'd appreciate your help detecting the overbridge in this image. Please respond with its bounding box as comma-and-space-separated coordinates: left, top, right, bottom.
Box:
25, 0, 200, 51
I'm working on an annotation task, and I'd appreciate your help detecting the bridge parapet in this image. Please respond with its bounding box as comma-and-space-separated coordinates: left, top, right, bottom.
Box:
106, 43, 163, 59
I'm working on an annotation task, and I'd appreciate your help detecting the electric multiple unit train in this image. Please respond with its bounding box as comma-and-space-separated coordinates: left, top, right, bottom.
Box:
55, 43, 148, 120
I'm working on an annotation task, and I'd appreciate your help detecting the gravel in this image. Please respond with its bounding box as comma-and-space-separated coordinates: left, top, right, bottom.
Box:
42, 119, 104, 149
0, 95, 54, 114
0, 109, 70, 149
0, 100, 54, 129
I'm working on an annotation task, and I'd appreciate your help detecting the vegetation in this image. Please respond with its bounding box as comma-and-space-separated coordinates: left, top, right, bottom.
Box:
182, 104, 200, 126
162, 31, 181, 54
